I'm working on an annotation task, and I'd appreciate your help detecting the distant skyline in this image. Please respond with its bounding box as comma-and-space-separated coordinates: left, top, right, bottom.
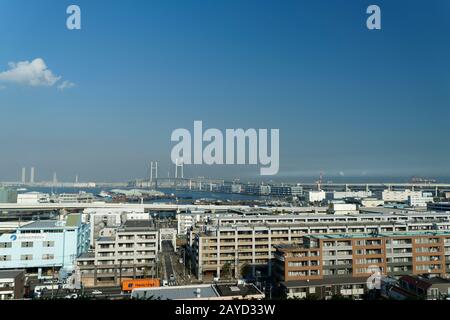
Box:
1, 0, 449, 182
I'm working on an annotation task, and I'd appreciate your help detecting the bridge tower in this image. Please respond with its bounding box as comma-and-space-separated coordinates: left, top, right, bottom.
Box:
175, 158, 184, 179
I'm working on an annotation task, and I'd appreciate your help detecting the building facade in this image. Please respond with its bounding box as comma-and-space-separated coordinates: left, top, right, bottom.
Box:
76, 220, 158, 287
274, 231, 450, 284
189, 212, 450, 280
0, 270, 25, 300
0, 214, 89, 275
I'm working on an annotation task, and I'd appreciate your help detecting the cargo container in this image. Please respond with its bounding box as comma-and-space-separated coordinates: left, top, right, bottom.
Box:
121, 278, 160, 292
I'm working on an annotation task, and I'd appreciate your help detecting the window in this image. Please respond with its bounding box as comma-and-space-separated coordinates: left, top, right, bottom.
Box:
21, 242, 33, 248
21, 254, 33, 261
0, 255, 11, 261
43, 241, 55, 247
42, 254, 54, 260
0, 242, 12, 248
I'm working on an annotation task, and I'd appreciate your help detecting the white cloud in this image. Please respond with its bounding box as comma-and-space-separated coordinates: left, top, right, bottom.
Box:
0, 58, 61, 87
58, 80, 76, 91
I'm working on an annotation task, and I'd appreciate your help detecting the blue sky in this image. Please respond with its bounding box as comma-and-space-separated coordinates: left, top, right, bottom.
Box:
0, 0, 449, 182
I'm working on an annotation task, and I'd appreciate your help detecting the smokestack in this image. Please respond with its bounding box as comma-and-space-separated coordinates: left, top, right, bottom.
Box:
53, 172, 57, 184
30, 167, 35, 184
21, 168, 26, 183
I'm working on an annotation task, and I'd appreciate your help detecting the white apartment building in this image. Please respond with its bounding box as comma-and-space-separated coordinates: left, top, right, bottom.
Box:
76, 220, 158, 287
83, 207, 150, 245
177, 210, 220, 235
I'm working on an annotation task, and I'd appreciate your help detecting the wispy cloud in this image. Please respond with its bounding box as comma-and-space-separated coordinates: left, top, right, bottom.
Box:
58, 80, 76, 91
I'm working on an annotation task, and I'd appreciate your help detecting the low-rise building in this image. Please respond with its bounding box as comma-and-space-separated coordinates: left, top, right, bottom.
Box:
280, 277, 368, 300
16, 192, 50, 204
0, 270, 25, 300
327, 191, 372, 200
0, 214, 89, 276
305, 191, 326, 203
382, 190, 422, 203
327, 203, 358, 215
428, 202, 450, 212
408, 195, 434, 207
270, 186, 302, 197
395, 275, 450, 300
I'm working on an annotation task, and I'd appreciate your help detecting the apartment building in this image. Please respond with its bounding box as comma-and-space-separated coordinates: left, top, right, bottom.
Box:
0, 270, 25, 300
274, 231, 450, 282
188, 212, 450, 280
76, 220, 158, 287
83, 207, 151, 245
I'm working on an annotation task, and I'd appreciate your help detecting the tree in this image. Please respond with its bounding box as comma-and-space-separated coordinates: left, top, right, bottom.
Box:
221, 262, 232, 279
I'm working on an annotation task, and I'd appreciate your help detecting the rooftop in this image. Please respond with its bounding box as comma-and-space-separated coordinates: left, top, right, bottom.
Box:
215, 284, 262, 297
131, 283, 263, 300
20, 214, 82, 230
131, 284, 218, 300
0, 270, 24, 279
281, 276, 369, 288
120, 219, 155, 231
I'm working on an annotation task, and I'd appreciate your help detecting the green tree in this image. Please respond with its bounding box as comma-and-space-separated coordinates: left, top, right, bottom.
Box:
221, 262, 232, 279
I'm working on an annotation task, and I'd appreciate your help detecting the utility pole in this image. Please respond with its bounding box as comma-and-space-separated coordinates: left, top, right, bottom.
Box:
51, 264, 55, 299
119, 259, 123, 286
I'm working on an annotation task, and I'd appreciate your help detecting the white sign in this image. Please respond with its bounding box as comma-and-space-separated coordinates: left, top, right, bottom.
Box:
9, 234, 47, 241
